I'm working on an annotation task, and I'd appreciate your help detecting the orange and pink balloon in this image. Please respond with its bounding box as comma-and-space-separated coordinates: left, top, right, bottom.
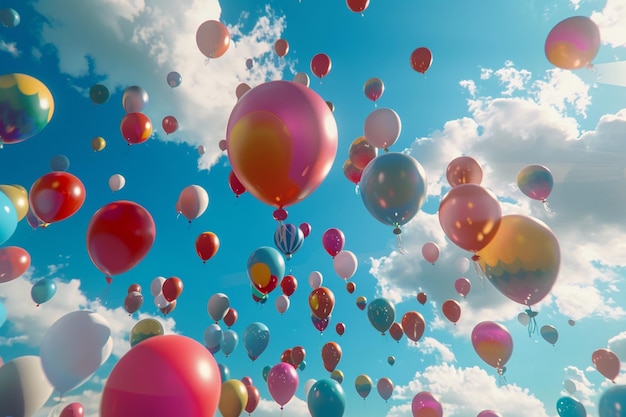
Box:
545, 16, 600, 70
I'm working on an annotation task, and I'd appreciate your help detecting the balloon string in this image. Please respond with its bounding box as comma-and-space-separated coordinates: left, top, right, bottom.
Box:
394, 230, 409, 255
542, 200, 554, 214
354, 184, 360, 195
472, 259, 487, 288
526, 308, 538, 337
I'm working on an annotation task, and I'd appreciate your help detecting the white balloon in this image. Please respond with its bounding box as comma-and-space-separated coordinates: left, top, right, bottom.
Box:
308, 271, 323, 289
177, 184, 209, 222
0, 355, 54, 417
564, 379, 577, 394
108, 174, 126, 192
275, 294, 290, 314
150, 276, 166, 296
333, 250, 358, 280
207, 292, 230, 322
304, 378, 317, 397
39, 310, 113, 394
293, 72, 310, 87
455, 257, 471, 274
517, 312, 530, 326
363, 107, 401, 150
221, 329, 239, 356
153, 293, 170, 309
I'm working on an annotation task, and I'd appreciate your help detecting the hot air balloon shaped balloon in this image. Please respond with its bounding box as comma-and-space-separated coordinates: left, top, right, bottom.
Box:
274, 223, 304, 259
517, 164, 554, 203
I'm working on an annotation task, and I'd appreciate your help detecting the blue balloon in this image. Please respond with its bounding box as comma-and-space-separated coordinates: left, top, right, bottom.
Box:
367, 297, 396, 335
274, 223, 304, 259
203, 323, 223, 354
556, 396, 586, 417
50, 154, 70, 172
30, 278, 57, 305
262, 365, 271, 382
0, 8, 20, 28
243, 322, 270, 361
218, 363, 230, 383
247, 246, 285, 294
166, 71, 182, 88
308, 379, 346, 417
0, 300, 6, 328
221, 329, 239, 357
599, 385, 626, 417
359, 152, 427, 233
0, 191, 18, 245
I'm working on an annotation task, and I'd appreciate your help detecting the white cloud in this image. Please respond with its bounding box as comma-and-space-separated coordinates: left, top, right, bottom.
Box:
0, 40, 20, 57
563, 365, 598, 408
608, 331, 626, 362
494, 62, 531, 96
410, 336, 456, 363
253, 395, 310, 417
591, 0, 626, 48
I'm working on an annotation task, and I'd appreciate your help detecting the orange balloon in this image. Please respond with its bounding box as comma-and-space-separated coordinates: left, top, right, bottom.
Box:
349, 136, 377, 170
343, 159, 362, 185
321, 341, 342, 372
309, 287, 335, 320
389, 322, 404, 342
291, 346, 306, 366
274, 39, 289, 57
196, 20, 230, 59
196, 232, 220, 263
0, 246, 31, 283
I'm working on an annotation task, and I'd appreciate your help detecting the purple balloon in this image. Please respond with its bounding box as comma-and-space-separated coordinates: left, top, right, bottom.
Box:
311, 313, 330, 333
267, 362, 298, 408
322, 228, 344, 258
477, 411, 503, 417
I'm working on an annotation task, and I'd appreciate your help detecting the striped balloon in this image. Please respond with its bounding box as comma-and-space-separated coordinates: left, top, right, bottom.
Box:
274, 223, 304, 259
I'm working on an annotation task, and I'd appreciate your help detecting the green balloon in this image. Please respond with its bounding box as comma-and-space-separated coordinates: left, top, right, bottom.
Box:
130, 318, 164, 347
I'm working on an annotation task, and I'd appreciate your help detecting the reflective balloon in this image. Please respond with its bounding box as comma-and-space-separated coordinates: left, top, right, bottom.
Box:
311, 53, 332, 78
354, 374, 373, 399
223, 307, 238, 328
221, 330, 239, 357
309, 271, 323, 289
545, 16, 600, 70
333, 250, 358, 280
517, 164, 554, 202
401, 311, 425, 343
556, 396, 586, 417
421, 242, 439, 264
247, 246, 285, 295
130, 318, 164, 347
308, 379, 346, 417
60, 402, 85, 417
592, 348, 620, 382
471, 321, 513, 373
50, 154, 70, 172
120, 112, 152, 144
455, 257, 471, 274
367, 298, 395, 335
356, 296, 367, 311
219, 379, 247, 417
346, 281, 356, 294
293, 72, 310, 87
389, 322, 404, 342
0, 356, 54, 417
31, 278, 56, 305
363, 108, 401, 150
377, 377, 394, 401
203, 323, 223, 354
442, 299, 461, 324
0, 184, 28, 221
454, 278, 471, 298
91, 136, 106, 152
412, 391, 442, 417
0, 246, 30, 283
311, 313, 330, 333
162, 276, 183, 302
343, 159, 362, 185
309, 287, 335, 319
274, 223, 305, 259
124, 291, 143, 314
245, 385, 260, 414
208, 293, 230, 323
0, 8, 20, 28
335, 322, 346, 336
30, 172, 86, 224
322, 228, 345, 258
280, 274, 298, 297
598, 385, 626, 417
477, 411, 503, 417
349, 136, 377, 170
274, 39, 289, 57
275, 294, 290, 314
162, 115, 178, 135
178, 184, 209, 222
347, 0, 369, 12
166, 71, 182, 88
122, 85, 149, 113
196, 20, 230, 58
243, 322, 270, 361
321, 342, 342, 372
540, 324, 559, 345
410, 47, 433, 74
446, 156, 483, 187
363, 77, 384, 102
330, 370, 343, 384
89, 84, 109, 105
108, 174, 126, 192
267, 362, 299, 409
196, 232, 220, 263
416, 292, 427, 305
228, 170, 246, 198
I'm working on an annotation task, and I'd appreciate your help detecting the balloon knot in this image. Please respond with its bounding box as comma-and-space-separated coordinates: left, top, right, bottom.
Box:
105, 276, 113, 284
471, 254, 480, 261
273, 208, 288, 221
36, 304, 40, 307
393, 227, 402, 235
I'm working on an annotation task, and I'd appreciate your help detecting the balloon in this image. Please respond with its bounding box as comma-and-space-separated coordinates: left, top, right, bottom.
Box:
161, 115, 178, 134
245, 385, 260, 414
309, 287, 335, 319
416, 292, 427, 305
387, 356, 395, 365
0, 8, 20, 28
326, 100, 335, 112
235, 82, 251, 99
517, 164, 554, 202
221, 330, 239, 357
343, 159, 363, 186
40, 310, 113, 394
218, 139, 228, 151
274, 223, 305, 259
197, 145, 206, 155
128, 283, 141, 294
291, 346, 306, 367
89, 83, 109, 105
275, 294, 290, 314
322, 228, 345, 257
267, 362, 299, 408
401, 311, 425, 343
91, 136, 106, 152
321, 342, 342, 372
243, 322, 270, 361
0, 73, 54, 144
219, 380, 247, 417
122, 85, 149, 113
0, 246, 30, 283
124, 291, 143, 314
335, 322, 346, 336
439, 184, 502, 255
0, 356, 54, 417
150, 276, 166, 297
299, 222, 311, 238
130, 318, 164, 347
309, 271, 323, 288
476, 215, 560, 306
60, 402, 84, 417
87, 201, 156, 281
471, 321, 513, 373
363, 77, 384, 102
556, 396, 586, 417
226, 81, 338, 211
356, 296, 367, 311
178, 184, 209, 222
446, 156, 483, 187
564, 379, 577, 394
363, 108, 401, 150
367, 298, 396, 335
166, 71, 182, 88
293, 72, 311, 87
196, 20, 230, 58
162, 276, 183, 302
477, 411, 503, 417
160, 300, 176, 316
455, 257, 471, 273
208, 293, 230, 323
29, 171, 86, 224
108, 174, 126, 192
598, 385, 626, 417
120, 112, 152, 144
540, 324, 559, 345
274, 39, 289, 57
592, 348, 621, 382
0, 300, 5, 328
389, 322, 404, 342
50, 154, 70, 171
311, 53, 332, 78
31, 278, 57, 305
545, 16, 600, 70
421, 242, 439, 264
354, 374, 373, 399
224, 308, 238, 328
308, 379, 346, 417
442, 299, 461, 324
410, 47, 433, 74
377, 377, 394, 401
346, 281, 356, 294
228, 170, 246, 198
333, 250, 358, 280
0, 184, 28, 221
204, 323, 223, 354
347, 0, 370, 12
454, 278, 471, 298
247, 246, 285, 294
196, 232, 220, 262
101, 335, 221, 417
330, 370, 344, 384
412, 391, 442, 417
245, 58, 254, 70
219, 364, 231, 382
281, 274, 298, 296
349, 136, 378, 170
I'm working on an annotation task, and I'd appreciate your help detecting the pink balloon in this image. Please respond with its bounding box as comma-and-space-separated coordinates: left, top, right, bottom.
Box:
454, 277, 471, 297
363, 108, 401, 151
241, 376, 253, 387
412, 391, 442, 417
592, 348, 621, 382
299, 222, 311, 238
322, 228, 345, 257
446, 156, 483, 187
471, 321, 513, 372
377, 377, 394, 401
0, 246, 31, 283
477, 411, 502, 417
421, 242, 439, 264
235, 82, 251, 99
60, 402, 85, 417
267, 362, 299, 408
333, 250, 357, 280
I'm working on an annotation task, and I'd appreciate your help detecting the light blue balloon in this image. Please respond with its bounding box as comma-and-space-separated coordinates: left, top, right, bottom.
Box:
218, 363, 230, 383
0, 191, 18, 245
30, 278, 57, 305
203, 323, 223, 354
307, 379, 346, 417
243, 322, 270, 361
247, 246, 285, 282
556, 396, 586, 417
599, 385, 626, 417
0, 300, 6, 328
274, 223, 304, 259
221, 329, 239, 357
367, 297, 396, 335
359, 152, 427, 231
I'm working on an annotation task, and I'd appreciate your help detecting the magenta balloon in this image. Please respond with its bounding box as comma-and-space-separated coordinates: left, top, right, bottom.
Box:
411, 391, 442, 417
60, 402, 85, 417
363, 108, 401, 150
477, 411, 502, 417
267, 362, 299, 408
322, 228, 345, 257
545, 16, 600, 70
471, 321, 513, 371
376, 377, 394, 401
421, 242, 439, 264
454, 278, 471, 297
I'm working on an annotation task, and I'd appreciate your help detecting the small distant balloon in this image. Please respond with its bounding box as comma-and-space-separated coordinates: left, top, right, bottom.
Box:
311, 53, 332, 78
50, 154, 70, 172
446, 156, 483, 187
108, 174, 126, 192
517, 164, 554, 202
91, 136, 106, 152
421, 242, 439, 264
0, 8, 20, 28
410, 47, 433, 74
293, 72, 310, 87
246, 58, 254, 70
274, 39, 289, 58
166, 71, 182, 88
540, 324, 559, 345
122, 85, 149, 113
89, 84, 110, 105
363, 77, 384, 102
162, 115, 179, 135
346, 0, 370, 13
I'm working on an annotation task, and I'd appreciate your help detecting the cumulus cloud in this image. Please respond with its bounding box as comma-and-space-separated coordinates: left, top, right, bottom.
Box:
0, 39, 19, 57
591, 0, 626, 48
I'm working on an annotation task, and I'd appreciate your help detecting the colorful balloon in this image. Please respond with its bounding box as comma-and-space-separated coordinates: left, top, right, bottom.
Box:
471, 321, 513, 373
321, 342, 342, 372
387, 356, 395, 365
410, 47, 433, 74
556, 396, 586, 417
367, 298, 395, 335
0, 184, 28, 221
130, 318, 164, 347
343, 159, 362, 185
416, 292, 427, 305
219, 379, 248, 417
274, 39, 289, 57
29, 171, 86, 224
412, 391, 442, 417
221, 330, 238, 357
245, 385, 260, 414
120, 112, 152, 144
89, 84, 109, 105
275, 294, 290, 314
377, 377, 394, 401
363, 107, 401, 150
267, 362, 299, 409
346, 281, 356, 294
311, 53, 332, 78
330, 370, 343, 384
309, 287, 335, 319
401, 311, 425, 343
274, 223, 305, 259
162, 115, 178, 134
356, 296, 367, 311
280, 274, 298, 297
162, 276, 183, 302
421, 242, 439, 264
363, 77, 384, 102
308, 379, 346, 417
166, 71, 182, 88
178, 184, 209, 222
122, 85, 149, 113
517, 164, 554, 202
243, 322, 270, 361
247, 246, 285, 295
349, 136, 377, 170
354, 374, 373, 399
446, 156, 483, 187
592, 348, 621, 382
0, 246, 30, 283
195, 232, 220, 263
311, 313, 331, 333
196, 20, 230, 58
335, 322, 346, 336
545, 16, 600, 70
204, 323, 223, 354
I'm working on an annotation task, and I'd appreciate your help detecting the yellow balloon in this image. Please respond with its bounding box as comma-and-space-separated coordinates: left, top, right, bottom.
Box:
0, 184, 28, 221
219, 379, 248, 417
91, 136, 106, 152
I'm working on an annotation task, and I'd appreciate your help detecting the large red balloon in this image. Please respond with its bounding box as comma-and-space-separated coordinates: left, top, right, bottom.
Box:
310, 53, 332, 78
86, 201, 156, 281
100, 335, 221, 417
29, 172, 86, 224
0, 246, 31, 283
410, 47, 433, 74
120, 112, 152, 145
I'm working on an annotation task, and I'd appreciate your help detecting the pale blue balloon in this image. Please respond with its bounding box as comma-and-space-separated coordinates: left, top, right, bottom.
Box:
218, 363, 230, 383
0, 300, 6, 328
221, 329, 239, 357
367, 297, 396, 335
203, 323, 223, 354
243, 322, 270, 361
50, 154, 70, 172
30, 278, 56, 305
308, 379, 346, 417
0, 191, 18, 245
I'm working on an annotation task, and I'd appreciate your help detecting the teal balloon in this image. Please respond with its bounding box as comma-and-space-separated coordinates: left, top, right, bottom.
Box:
89, 84, 110, 105
540, 324, 559, 345
30, 278, 57, 305
367, 297, 396, 335
0, 8, 20, 28
0, 191, 18, 245
298, 360, 306, 371
243, 322, 270, 361
221, 329, 239, 357
262, 365, 271, 382
0, 300, 6, 328
599, 385, 626, 417
556, 396, 586, 417
308, 379, 346, 417
218, 363, 230, 383
359, 152, 427, 231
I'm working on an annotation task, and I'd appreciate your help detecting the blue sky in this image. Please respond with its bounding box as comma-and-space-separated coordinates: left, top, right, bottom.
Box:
1, 0, 626, 416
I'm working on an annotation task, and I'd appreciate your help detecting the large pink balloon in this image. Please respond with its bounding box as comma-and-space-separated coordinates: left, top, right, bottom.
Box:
471, 321, 513, 373
267, 362, 299, 409
412, 391, 442, 417
545, 16, 600, 70
0, 246, 30, 283
226, 81, 338, 212
363, 108, 401, 151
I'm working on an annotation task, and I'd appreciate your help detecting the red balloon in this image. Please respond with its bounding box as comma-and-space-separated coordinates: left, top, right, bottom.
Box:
335, 322, 345, 336
60, 402, 84, 417
346, 0, 370, 12
280, 275, 298, 297
291, 346, 306, 366
442, 299, 461, 324
416, 292, 427, 305
309, 287, 335, 319
346, 281, 356, 294
124, 291, 144, 314
120, 112, 152, 145
245, 385, 260, 414
389, 322, 404, 342
195, 232, 220, 262
162, 276, 183, 302
592, 348, 621, 382
321, 341, 342, 372
161, 115, 178, 135
29, 172, 86, 224
299, 222, 311, 238
446, 156, 483, 187
280, 348, 294, 366
100, 335, 221, 417
0, 246, 31, 283
349, 136, 377, 170
402, 311, 426, 343
228, 171, 246, 198
127, 283, 142, 293
274, 39, 289, 57
410, 47, 433, 74
343, 159, 362, 185
223, 308, 238, 328
86, 201, 156, 280
311, 53, 332, 78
